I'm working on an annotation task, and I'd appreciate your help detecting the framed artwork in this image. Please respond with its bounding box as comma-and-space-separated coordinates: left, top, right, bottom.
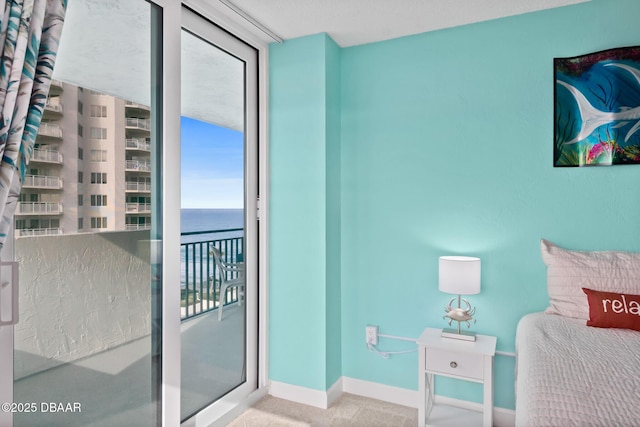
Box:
554, 46, 640, 167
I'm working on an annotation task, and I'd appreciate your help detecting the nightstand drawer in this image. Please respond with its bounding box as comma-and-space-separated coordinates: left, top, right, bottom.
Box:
425, 348, 484, 380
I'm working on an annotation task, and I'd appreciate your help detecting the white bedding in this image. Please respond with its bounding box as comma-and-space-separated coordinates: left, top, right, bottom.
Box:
515, 312, 640, 427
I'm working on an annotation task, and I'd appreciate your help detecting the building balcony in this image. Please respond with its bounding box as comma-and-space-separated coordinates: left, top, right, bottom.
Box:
31, 149, 63, 164
125, 223, 151, 231
125, 118, 150, 131
37, 123, 63, 139
125, 101, 150, 113
15, 227, 62, 237
16, 202, 63, 215
23, 175, 63, 189
125, 160, 151, 172
125, 181, 151, 192
125, 202, 151, 213
125, 138, 151, 152
48, 80, 63, 95
44, 101, 63, 116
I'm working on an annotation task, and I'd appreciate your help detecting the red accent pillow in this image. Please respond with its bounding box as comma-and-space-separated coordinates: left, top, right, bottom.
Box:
582, 288, 640, 332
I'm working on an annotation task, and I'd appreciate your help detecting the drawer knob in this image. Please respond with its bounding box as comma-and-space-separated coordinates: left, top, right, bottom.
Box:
450, 361, 457, 368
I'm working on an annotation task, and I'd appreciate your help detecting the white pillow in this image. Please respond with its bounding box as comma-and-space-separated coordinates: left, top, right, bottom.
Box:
540, 239, 640, 320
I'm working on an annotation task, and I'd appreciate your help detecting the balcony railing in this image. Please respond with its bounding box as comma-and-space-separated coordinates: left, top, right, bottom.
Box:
125, 202, 151, 213
125, 101, 150, 110
125, 118, 150, 130
50, 80, 63, 90
48, 80, 63, 94
125, 138, 151, 151
31, 149, 63, 164
16, 202, 62, 215
125, 160, 151, 172
23, 175, 62, 189
125, 223, 151, 231
16, 227, 62, 237
181, 229, 244, 320
38, 123, 62, 138
125, 181, 151, 192
44, 101, 63, 114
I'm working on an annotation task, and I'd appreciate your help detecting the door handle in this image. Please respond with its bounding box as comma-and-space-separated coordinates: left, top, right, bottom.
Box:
0, 261, 19, 326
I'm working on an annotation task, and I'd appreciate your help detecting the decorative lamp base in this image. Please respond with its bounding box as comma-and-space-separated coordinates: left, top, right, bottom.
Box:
441, 328, 476, 342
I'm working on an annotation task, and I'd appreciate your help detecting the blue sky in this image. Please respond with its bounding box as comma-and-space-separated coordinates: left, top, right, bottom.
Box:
181, 116, 244, 209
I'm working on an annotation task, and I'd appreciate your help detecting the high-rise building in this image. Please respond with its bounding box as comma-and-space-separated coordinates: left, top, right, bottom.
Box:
15, 81, 151, 236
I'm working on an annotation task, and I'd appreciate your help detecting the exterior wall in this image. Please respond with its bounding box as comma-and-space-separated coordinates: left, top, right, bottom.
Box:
13, 230, 151, 379
23, 82, 151, 237
84, 93, 119, 232
59, 85, 80, 234
112, 98, 126, 231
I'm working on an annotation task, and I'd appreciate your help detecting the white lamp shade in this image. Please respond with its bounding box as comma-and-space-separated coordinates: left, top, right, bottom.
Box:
439, 256, 481, 295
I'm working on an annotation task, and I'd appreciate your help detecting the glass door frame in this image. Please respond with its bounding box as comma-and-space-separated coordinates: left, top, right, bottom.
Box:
0, 231, 15, 427
0, 0, 182, 424
0, 0, 270, 425
179, 6, 263, 426
176, 1, 271, 424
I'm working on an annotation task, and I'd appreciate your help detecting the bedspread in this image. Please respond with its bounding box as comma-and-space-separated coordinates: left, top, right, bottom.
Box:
515, 312, 640, 427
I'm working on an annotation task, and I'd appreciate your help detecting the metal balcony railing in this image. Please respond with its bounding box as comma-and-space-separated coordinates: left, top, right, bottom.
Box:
125, 181, 151, 192
44, 101, 63, 113
125, 160, 151, 172
23, 175, 62, 189
38, 123, 62, 138
16, 202, 62, 215
181, 229, 244, 320
125, 202, 151, 213
125, 223, 151, 231
125, 118, 150, 130
125, 138, 151, 151
31, 149, 63, 164
16, 227, 62, 237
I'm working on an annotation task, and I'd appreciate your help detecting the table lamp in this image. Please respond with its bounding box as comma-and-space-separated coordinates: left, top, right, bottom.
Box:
439, 256, 481, 341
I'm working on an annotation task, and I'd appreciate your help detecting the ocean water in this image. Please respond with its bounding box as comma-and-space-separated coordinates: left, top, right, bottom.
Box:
181, 208, 244, 240
180, 209, 244, 286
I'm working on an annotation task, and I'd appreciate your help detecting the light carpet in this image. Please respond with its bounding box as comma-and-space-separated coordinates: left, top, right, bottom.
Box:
227, 393, 418, 426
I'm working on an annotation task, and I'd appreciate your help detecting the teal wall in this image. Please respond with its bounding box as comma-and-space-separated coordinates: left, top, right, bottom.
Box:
325, 35, 342, 387
269, 33, 342, 390
270, 0, 640, 408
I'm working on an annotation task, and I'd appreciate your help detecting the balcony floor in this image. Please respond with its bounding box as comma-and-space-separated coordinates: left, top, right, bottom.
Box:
14, 304, 245, 427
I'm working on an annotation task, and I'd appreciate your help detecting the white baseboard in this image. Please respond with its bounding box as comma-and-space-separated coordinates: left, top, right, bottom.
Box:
342, 376, 420, 408
269, 377, 515, 427
269, 378, 342, 409
326, 376, 343, 407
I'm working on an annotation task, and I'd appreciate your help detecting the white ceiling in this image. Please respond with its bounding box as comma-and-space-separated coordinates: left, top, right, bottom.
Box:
230, 0, 590, 47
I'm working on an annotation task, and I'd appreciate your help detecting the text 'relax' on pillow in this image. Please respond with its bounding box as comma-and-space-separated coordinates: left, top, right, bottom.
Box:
540, 239, 640, 320
583, 288, 640, 332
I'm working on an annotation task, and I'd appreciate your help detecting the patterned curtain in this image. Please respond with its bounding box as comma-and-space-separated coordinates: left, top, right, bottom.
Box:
0, 0, 67, 248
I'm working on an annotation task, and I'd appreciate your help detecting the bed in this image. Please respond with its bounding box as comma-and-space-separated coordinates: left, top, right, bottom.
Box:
515, 240, 640, 427
515, 312, 640, 426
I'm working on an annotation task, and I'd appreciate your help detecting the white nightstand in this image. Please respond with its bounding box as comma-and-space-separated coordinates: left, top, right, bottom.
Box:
416, 328, 497, 427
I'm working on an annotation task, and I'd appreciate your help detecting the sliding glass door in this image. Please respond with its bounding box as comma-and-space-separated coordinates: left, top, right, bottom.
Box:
4, 0, 164, 426
179, 9, 258, 424
0, 2, 260, 426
